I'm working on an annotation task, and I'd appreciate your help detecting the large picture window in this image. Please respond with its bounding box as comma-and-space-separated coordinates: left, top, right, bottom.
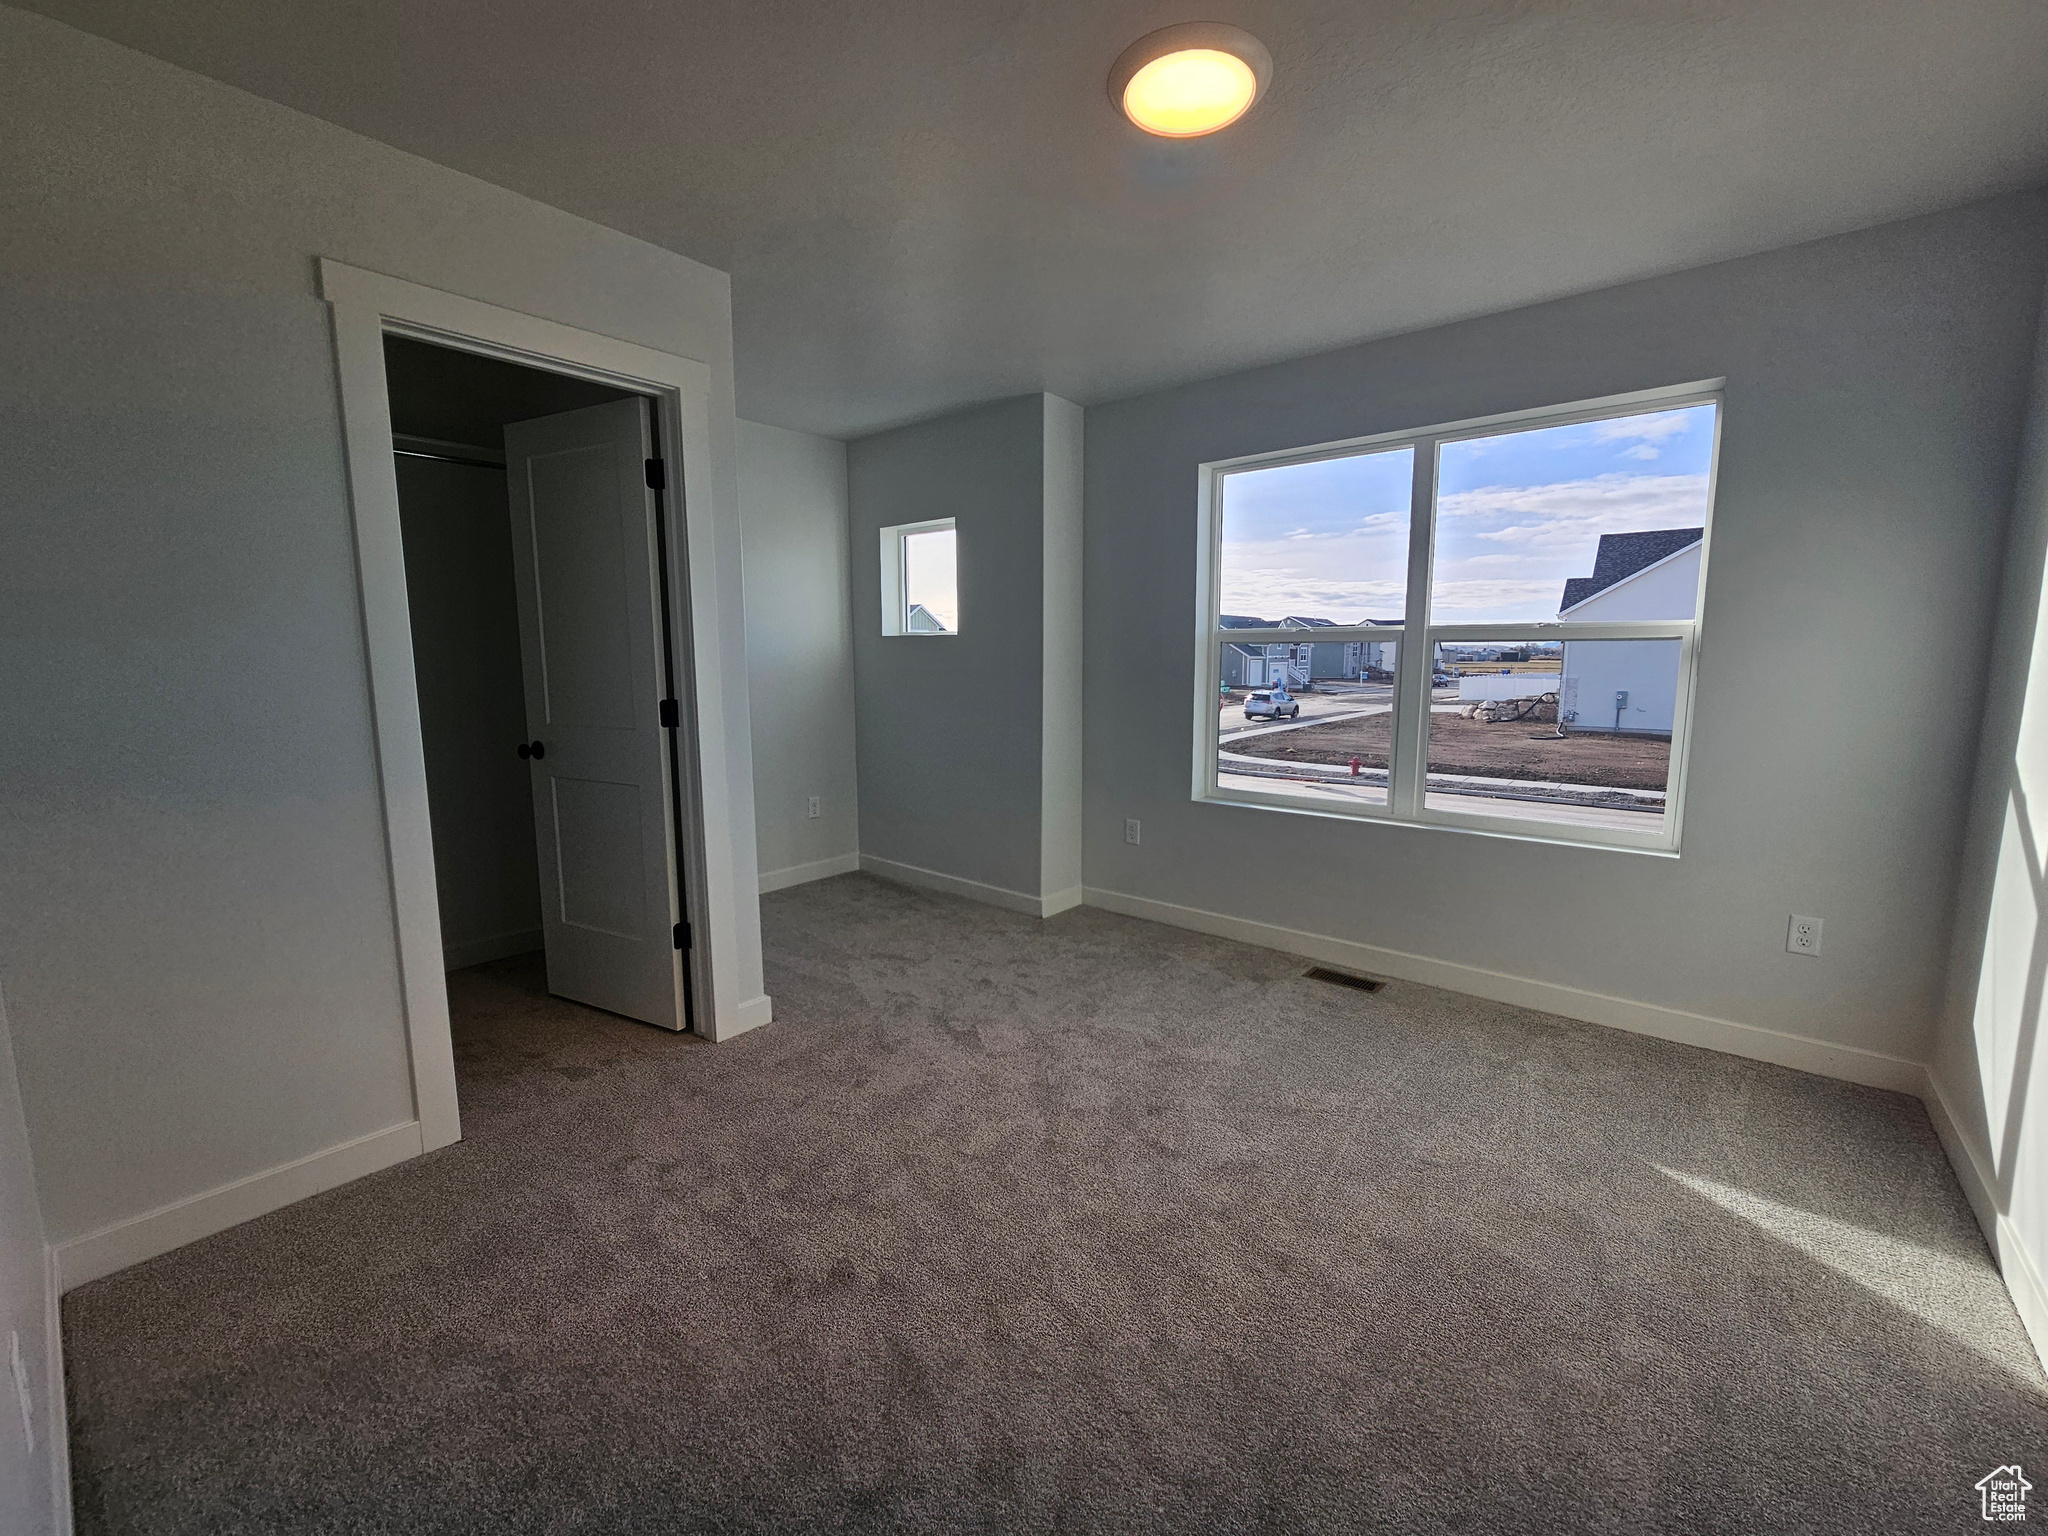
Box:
1195, 384, 1721, 852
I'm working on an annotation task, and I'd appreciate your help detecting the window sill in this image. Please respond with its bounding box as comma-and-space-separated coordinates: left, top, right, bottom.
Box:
1194, 784, 1682, 858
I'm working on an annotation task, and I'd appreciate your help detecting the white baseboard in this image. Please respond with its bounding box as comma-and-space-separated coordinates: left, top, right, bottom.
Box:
860, 854, 1077, 919
1924, 1071, 2048, 1369
1081, 886, 1930, 1096
702, 992, 775, 1045
53, 1120, 424, 1292
1042, 883, 1084, 918
1925, 1071, 2001, 1248
442, 927, 541, 970
43, 1245, 71, 1536
1996, 1215, 2048, 1374
759, 851, 861, 894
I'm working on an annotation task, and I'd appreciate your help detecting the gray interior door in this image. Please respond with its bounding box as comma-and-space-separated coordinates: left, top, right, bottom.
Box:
503, 398, 685, 1030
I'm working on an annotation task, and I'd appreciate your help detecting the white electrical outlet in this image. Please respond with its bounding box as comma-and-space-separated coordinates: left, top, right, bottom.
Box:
1124, 818, 1141, 846
805, 796, 821, 820
1787, 915, 1823, 956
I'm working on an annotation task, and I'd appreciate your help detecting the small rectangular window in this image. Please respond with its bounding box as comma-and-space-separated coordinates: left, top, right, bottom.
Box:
1195, 385, 1719, 853
879, 518, 957, 635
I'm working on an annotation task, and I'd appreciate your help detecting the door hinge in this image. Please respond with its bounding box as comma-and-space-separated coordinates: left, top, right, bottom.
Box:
645, 457, 666, 491
673, 921, 690, 951
659, 697, 680, 729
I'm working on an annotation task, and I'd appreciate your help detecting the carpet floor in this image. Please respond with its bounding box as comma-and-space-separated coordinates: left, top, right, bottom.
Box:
63, 874, 2045, 1534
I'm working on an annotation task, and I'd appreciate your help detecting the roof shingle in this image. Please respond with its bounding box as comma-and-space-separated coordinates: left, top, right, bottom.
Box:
1560, 528, 1703, 612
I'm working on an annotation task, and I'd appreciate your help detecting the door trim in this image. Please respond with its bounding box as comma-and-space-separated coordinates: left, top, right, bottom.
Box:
320, 259, 769, 1150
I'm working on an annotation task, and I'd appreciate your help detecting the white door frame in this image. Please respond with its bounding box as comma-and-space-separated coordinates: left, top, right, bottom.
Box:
320, 259, 771, 1151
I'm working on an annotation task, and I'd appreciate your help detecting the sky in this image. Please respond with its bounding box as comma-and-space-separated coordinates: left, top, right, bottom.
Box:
1219, 402, 1716, 625
904, 526, 959, 630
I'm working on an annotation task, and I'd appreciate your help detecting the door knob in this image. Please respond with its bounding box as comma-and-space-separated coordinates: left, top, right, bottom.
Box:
517, 740, 546, 760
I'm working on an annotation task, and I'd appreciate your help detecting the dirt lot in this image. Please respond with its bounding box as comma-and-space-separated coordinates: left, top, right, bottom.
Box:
1229, 709, 1670, 790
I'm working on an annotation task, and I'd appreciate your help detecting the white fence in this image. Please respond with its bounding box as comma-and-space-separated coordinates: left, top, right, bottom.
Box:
1456, 672, 1561, 702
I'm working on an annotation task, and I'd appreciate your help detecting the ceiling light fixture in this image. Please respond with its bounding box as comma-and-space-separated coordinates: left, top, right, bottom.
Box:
1109, 23, 1272, 138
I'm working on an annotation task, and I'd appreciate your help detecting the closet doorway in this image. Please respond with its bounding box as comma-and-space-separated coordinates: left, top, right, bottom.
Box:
324, 259, 761, 1155
383, 336, 696, 1037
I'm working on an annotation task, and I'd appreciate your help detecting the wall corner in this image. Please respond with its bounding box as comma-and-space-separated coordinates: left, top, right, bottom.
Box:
1040, 395, 1086, 902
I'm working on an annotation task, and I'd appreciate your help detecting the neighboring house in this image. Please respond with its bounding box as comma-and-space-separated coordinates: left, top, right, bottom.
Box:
906, 602, 950, 633
1558, 528, 1703, 735
1279, 615, 1403, 679
1359, 617, 1403, 678
1219, 614, 1308, 688
1280, 615, 1354, 680
1221, 640, 1310, 689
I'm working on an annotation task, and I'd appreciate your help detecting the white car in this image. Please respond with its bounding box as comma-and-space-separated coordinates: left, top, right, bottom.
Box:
1244, 687, 1299, 720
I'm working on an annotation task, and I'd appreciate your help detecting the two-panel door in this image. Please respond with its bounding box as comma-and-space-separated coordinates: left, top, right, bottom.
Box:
503, 398, 687, 1030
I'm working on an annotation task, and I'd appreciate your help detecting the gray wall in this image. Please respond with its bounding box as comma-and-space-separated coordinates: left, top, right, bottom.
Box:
1934, 257, 2048, 1345
738, 421, 860, 883
394, 456, 543, 964
1084, 193, 2048, 1064
0, 6, 742, 1245
0, 986, 60, 1536
849, 396, 1053, 898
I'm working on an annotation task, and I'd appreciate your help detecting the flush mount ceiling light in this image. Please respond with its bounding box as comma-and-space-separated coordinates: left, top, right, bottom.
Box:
1109, 23, 1272, 138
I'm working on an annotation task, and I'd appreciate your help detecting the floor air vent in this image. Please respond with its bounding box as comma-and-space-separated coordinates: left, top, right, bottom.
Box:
1304, 965, 1383, 993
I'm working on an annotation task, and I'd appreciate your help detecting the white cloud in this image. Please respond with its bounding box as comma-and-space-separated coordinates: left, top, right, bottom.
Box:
1440, 473, 1708, 551
1427, 579, 1575, 620
1591, 409, 1694, 445
1219, 570, 1407, 621
1622, 444, 1659, 461
1272, 514, 1406, 542
1220, 469, 1708, 625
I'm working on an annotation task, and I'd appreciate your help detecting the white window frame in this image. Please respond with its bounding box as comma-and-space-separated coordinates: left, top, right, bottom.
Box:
1192, 379, 1724, 855
879, 516, 958, 636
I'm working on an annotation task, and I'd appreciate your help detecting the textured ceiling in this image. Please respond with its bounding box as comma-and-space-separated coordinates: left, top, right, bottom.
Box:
24, 0, 2048, 437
